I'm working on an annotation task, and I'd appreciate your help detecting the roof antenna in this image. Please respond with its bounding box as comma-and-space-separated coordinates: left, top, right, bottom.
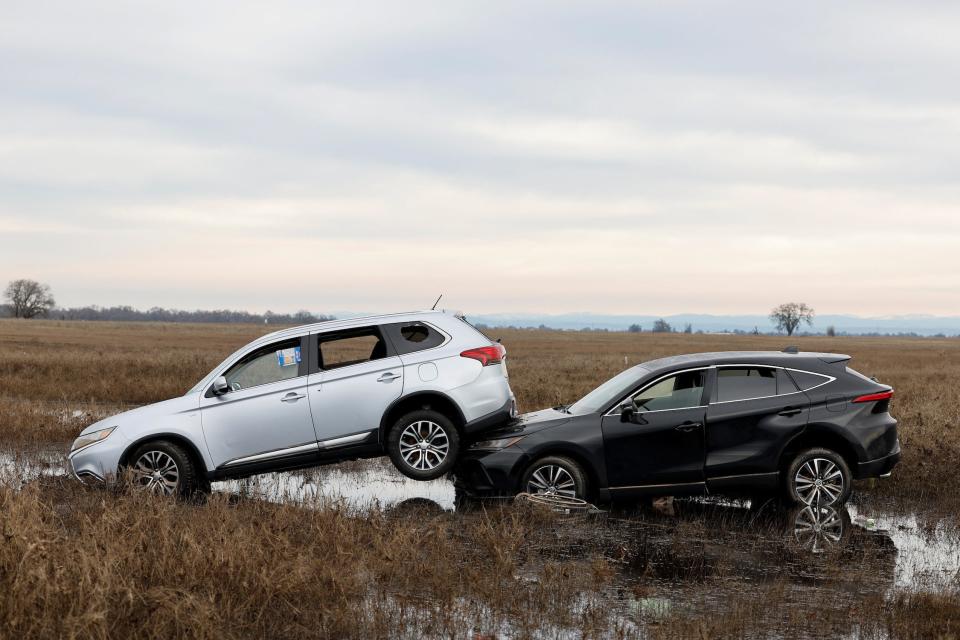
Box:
783, 345, 799, 354
430, 294, 443, 311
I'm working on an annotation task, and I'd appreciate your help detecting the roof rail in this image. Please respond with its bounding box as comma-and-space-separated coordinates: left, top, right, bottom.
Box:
782, 345, 800, 354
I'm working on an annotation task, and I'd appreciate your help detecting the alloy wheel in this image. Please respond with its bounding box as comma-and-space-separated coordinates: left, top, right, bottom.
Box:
526, 465, 577, 498
793, 505, 845, 552
794, 457, 844, 505
398, 420, 450, 471
133, 450, 180, 495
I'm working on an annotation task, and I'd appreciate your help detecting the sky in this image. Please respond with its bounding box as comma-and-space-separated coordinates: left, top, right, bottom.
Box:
2, 1, 959, 317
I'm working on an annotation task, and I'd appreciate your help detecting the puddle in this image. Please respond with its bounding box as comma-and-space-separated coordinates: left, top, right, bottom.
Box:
212, 461, 457, 511
2, 450, 957, 600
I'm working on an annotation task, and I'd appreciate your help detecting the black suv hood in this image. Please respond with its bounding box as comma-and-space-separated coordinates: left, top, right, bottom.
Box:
478, 407, 572, 439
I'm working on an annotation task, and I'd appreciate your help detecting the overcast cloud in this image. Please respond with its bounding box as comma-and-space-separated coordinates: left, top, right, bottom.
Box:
2, 1, 959, 316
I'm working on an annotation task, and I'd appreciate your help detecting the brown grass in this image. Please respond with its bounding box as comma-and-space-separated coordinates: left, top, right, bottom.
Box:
2, 319, 960, 638
1, 319, 957, 501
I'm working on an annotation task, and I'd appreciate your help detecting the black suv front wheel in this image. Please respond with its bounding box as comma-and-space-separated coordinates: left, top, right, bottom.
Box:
387, 410, 461, 480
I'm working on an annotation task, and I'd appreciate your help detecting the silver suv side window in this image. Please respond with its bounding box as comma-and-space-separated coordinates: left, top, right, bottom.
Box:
382, 321, 446, 355
319, 326, 389, 370
631, 369, 707, 412
224, 338, 302, 391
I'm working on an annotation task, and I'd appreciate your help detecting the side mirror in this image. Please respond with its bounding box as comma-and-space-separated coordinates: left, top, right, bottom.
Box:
619, 400, 637, 423
211, 376, 229, 396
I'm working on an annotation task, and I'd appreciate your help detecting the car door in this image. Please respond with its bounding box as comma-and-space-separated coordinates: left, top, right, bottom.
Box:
199, 335, 319, 468
307, 325, 404, 444
705, 366, 810, 484
600, 368, 709, 496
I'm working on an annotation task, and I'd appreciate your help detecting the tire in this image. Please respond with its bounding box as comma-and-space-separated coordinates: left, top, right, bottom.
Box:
387, 410, 461, 480
784, 448, 852, 507
521, 456, 589, 500
126, 440, 203, 497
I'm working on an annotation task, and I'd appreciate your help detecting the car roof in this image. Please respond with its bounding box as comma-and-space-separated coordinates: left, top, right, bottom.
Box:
641, 351, 851, 373
254, 310, 448, 344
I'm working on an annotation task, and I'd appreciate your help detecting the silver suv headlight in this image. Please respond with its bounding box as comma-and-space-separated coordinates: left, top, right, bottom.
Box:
71, 426, 116, 453
470, 436, 524, 450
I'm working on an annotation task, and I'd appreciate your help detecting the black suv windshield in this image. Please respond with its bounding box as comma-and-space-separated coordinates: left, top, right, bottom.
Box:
567, 366, 648, 415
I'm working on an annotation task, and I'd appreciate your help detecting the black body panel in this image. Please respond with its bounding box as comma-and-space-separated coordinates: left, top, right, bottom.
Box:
454, 350, 901, 503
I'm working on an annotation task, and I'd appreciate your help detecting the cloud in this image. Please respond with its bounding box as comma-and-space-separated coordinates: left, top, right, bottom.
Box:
1, 0, 958, 315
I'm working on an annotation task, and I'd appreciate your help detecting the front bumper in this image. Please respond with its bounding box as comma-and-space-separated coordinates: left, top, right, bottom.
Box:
68, 434, 128, 484
453, 446, 529, 495
856, 441, 901, 479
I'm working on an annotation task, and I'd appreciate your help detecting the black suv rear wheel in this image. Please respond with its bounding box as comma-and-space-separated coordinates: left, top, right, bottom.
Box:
785, 448, 852, 506
387, 409, 461, 480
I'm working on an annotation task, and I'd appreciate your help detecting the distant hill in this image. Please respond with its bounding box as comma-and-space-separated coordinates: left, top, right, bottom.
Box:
462, 312, 960, 337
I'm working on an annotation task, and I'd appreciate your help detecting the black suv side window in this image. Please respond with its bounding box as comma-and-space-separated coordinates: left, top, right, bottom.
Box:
382, 322, 446, 355
631, 369, 707, 412
716, 367, 778, 402
319, 326, 390, 371
777, 369, 800, 395
789, 369, 832, 391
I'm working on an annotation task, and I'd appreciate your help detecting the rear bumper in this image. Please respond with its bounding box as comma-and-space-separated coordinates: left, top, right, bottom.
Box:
462, 396, 517, 435
856, 441, 901, 479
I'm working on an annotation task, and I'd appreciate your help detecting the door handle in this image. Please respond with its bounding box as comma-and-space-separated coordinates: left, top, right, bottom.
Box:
675, 421, 702, 432
377, 372, 400, 383
281, 392, 306, 402
778, 407, 802, 416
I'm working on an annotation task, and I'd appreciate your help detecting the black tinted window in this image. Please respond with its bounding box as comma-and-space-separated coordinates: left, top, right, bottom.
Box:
716, 367, 777, 402
382, 322, 445, 355
631, 369, 706, 412
789, 369, 831, 391
777, 369, 799, 394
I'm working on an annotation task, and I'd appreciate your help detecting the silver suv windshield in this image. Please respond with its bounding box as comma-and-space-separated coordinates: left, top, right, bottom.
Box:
567, 365, 648, 415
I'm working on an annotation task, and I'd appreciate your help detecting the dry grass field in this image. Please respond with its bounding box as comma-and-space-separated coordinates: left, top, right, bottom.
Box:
1, 319, 957, 500
1, 319, 959, 638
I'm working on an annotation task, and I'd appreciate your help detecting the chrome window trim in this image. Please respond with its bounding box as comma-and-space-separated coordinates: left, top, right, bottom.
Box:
604, 367, 711, 417
710, 364, 836, 405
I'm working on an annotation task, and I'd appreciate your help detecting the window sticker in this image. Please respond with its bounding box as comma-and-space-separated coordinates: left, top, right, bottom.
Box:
276, 346, 301, 367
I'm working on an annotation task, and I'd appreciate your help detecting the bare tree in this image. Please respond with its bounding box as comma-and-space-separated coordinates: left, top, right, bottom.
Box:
4, 279, 56, 318
770, 302, 814, 337
652, 318, 673, 333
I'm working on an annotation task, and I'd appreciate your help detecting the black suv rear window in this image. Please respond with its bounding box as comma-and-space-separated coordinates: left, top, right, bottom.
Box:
382, 322, 446, 355
789, 369, 831, 391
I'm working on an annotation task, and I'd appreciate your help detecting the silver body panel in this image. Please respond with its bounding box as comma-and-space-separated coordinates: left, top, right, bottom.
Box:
69, 310, 515, 481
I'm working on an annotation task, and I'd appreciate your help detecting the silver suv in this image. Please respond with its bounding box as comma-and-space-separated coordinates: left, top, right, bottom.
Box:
69, 311, 516, 495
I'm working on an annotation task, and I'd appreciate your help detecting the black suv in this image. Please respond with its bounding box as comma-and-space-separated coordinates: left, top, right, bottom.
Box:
456, 350, 900, 506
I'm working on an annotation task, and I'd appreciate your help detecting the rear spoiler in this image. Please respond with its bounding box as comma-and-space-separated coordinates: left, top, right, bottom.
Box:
819, 354, 851, 364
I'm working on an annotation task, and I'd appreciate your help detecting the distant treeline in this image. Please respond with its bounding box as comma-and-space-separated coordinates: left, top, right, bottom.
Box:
20, 305, 336, 325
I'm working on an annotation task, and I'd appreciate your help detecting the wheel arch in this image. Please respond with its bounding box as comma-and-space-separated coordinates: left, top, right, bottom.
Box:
379, 391, 466, 443
777, 424, 862, 477
118, 433, 211, 478
521, 444, 600, 497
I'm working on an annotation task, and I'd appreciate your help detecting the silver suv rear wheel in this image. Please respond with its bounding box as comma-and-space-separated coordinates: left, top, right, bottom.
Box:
387, 409, 460, 481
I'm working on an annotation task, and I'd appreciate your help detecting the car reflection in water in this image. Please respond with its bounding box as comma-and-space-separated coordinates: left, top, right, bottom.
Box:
389, 492, 898, 593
